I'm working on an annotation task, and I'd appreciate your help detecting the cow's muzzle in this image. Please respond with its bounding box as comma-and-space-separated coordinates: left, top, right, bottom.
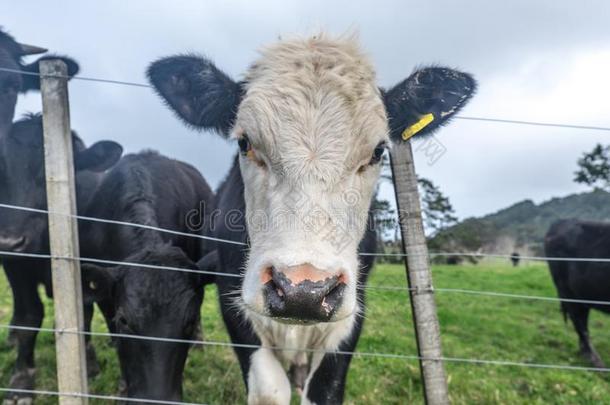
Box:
263, 264, 347, 323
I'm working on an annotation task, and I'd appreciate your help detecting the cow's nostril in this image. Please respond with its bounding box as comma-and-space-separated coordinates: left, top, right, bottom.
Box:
322, 282, 346, 314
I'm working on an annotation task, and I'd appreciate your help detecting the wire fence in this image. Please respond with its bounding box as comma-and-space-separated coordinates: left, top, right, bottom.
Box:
4, 202, 610, 263
2, 63, 610, 403
2, 323, 610, 374
3, 200, 610, 304
0, 387, 206, 405
2, 66, 610, 132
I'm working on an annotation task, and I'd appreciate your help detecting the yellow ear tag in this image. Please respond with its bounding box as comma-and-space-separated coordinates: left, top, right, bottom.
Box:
401, 113, 434, 141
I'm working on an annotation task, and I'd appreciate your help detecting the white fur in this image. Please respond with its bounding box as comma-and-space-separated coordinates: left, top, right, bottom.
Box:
235, 33, 387, 323
237, 33, 388, 402
248, 348, 291, 405
246, 311, 357, 404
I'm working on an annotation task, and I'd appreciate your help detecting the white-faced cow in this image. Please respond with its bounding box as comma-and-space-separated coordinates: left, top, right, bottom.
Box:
148, 33, 475, 404
545, 219, 610, 368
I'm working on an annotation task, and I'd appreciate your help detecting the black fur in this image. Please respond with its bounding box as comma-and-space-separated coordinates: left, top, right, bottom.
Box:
78, 151, 215, 401
148, 49, 477, 403
20, 54, 79, 92
0, 115, 120, 403
383, 67, 476, 142
147, 55, 243, 135
545, 219, 610, 368
0, 29, 81, 404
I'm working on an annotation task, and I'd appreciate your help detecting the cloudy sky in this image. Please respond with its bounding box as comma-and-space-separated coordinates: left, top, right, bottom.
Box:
3, 1, 610, 220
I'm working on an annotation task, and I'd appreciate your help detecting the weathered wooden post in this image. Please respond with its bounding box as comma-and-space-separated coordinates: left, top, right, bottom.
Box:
390, 141, 449, 405
40, 59, 89, 404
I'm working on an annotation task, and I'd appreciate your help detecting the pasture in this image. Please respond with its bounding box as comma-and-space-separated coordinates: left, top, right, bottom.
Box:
0, 260, 609, 404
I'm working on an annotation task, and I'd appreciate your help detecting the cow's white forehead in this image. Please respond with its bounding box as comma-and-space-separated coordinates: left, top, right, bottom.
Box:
235, 33, 389, 185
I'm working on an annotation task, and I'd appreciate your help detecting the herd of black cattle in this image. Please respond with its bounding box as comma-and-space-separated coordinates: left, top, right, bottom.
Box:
0, 27, 609, 404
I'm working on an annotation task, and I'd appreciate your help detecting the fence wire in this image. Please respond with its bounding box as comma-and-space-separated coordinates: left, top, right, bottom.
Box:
2, 62, 610, 401
1, 324, 609, 374
4, 202, 610, 264
1, 66, 610, 132
0, 387, 205, 405
3, 248, 610, 307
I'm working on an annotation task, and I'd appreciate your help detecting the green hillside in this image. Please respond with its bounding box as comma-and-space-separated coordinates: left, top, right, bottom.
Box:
429, 189, 610, 256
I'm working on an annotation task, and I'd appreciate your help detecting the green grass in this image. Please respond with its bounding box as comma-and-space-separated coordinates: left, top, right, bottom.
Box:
1, 261, 609, 404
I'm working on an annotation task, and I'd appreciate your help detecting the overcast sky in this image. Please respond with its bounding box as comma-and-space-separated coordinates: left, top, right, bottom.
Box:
3, 1, 610, 220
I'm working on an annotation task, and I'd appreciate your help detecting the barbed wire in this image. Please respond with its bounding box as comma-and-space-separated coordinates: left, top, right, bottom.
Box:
1, 66, 609, 132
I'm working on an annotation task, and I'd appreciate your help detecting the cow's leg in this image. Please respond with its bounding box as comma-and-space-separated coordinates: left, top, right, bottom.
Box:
289, 352, 309, 395
302, 351, 352, 405
567, 304, 605, 368
302, 315, 365, 405
4, 264, 44, 405
247, 348, 291, 405
6, 285, 18, 347
83, 303, 101, 378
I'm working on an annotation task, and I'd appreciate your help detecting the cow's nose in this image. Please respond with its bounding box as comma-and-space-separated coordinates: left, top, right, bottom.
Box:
0, 235, 26, 252
263, 264, 347, 323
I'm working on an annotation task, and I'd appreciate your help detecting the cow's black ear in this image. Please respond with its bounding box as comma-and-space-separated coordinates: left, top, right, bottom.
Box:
194, 250, 218, 287
147, 55, 242, 136
81, 263, 118, 304
383, 67, 476, 142
20, 55, 80, 92
75, 141, 123, 172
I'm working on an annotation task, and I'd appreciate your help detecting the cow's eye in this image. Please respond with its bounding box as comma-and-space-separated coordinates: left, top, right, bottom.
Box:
369, 142, 387, 165
238, 133, 266, 168
238, 134, 251, 155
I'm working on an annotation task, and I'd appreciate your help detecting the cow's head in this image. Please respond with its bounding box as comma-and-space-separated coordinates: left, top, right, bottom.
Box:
82, 246, 206, 401
0, 115, 122, 253
0, 28, 79, 138
148, 34, 475, 325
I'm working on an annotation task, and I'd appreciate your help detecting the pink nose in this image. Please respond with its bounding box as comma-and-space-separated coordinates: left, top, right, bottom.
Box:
262, 264, 347, 322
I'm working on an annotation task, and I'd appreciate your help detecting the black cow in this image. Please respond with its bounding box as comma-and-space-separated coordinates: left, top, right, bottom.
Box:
0, 114, 122, 403
78, 151, 215, 402
148, 34, 475, 404
510, 252, 520, 267
0, 28, 117, 404
545, 219, 610, 368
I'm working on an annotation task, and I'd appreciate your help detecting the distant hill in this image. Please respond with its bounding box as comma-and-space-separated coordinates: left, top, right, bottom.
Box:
429, 189, 610, 256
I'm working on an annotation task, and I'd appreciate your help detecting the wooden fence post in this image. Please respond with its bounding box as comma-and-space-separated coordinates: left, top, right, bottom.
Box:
40, 59, 89, 404
389, 141, 449, 405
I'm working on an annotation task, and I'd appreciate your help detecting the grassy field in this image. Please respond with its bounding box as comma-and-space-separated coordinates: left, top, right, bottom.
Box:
0, 261, 609, 404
